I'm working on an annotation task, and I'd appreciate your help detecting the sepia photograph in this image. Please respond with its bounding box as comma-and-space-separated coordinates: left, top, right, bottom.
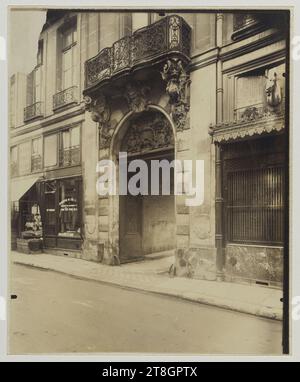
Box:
7, 6, 290, 356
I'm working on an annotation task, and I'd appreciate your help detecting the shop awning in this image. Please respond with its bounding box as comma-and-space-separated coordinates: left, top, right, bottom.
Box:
10, 176, 40, 202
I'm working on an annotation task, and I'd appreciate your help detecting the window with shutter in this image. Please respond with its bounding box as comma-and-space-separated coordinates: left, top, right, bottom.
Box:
26, 71, 34, 106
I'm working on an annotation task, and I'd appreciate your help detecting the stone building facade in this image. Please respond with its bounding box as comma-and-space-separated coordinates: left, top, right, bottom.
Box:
10, 10, 288, 288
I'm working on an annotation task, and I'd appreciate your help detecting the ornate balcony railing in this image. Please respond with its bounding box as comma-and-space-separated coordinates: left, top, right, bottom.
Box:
84, 15, 191, 91
24, 102, 43, 123
53, 86, 78, 111
59, 146, 80, 167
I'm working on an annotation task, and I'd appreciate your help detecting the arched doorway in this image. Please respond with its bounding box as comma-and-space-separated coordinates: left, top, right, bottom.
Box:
115, 109, 176, 262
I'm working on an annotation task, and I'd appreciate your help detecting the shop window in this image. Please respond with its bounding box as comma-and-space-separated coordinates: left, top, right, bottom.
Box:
44, 134, 58, 168
20, 202, 42, 238
42, 178, 82, 241
58, 178, 81, 238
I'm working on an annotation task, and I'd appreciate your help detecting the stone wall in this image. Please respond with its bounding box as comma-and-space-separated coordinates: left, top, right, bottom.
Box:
225, 245, 283, 286
173, 63, 217, 280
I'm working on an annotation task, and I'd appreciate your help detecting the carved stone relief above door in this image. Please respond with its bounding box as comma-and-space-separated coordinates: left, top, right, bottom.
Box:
121, 110, 174, 155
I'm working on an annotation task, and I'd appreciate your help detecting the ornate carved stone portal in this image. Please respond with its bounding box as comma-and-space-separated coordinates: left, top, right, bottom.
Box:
84, 94, 113, 149
161, 58, 191, 131
121, 111, 174, 154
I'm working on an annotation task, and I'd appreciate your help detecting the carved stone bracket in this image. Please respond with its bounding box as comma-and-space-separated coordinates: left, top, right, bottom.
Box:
161, 58, 191, 131
124, 81, 151, 114
84, 94, 113, 149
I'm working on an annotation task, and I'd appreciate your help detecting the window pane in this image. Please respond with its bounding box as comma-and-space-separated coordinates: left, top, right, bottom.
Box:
71, 126, 80, 146
44, 135, 57, 167
18, 141, 31, 175
63, 49, 72, 70
63, 29, 73, 48
32, 138, 42, 155
58, 179, 81, 238
62, 49, 73, 89
62, 130, 70, 149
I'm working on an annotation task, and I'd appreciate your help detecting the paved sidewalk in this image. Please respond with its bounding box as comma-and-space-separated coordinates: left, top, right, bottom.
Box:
11, 251, 283, 320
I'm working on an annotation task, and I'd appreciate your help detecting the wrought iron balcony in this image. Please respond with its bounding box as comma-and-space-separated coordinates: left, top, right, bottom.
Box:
53, 86, 78, 111
84, 15, 191, 91
59, 146, 80, 167
24, 102, 43, 123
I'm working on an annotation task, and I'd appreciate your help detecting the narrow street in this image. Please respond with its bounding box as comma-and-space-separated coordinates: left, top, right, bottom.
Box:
9, 264, 282, 355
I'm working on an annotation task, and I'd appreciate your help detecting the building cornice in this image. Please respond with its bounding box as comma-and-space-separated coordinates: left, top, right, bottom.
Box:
219, 28, 284, 63
10, 105, 85, 138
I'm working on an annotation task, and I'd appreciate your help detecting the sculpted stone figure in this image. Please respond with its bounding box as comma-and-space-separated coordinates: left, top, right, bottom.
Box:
161, 58, 191, 131
125, 82, 150, 113
265, 68, 283, 107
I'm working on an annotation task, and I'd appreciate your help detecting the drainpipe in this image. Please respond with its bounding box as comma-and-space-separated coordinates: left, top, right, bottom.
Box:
215, 13, 225, 281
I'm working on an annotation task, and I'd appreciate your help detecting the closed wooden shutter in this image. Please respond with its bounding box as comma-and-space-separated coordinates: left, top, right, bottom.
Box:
26, 71, 34, 106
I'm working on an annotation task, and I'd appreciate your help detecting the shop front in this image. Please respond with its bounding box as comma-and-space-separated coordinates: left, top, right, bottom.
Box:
39, 176, 83, 251
11, 176, 43, 252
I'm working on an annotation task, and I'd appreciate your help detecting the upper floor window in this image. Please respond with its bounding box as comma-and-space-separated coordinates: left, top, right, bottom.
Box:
62, 25, 77, 50
44, 134, 58, 168
10, 75, 16, 128
60, 126, 80, 167
37, 40, 44, 66
44, 125, 81, 169
26, 67, 42, 106
11, 146, 18, 177
57, 18, 78, 91
31, 137, 43, 172
18, 141, 32, 176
